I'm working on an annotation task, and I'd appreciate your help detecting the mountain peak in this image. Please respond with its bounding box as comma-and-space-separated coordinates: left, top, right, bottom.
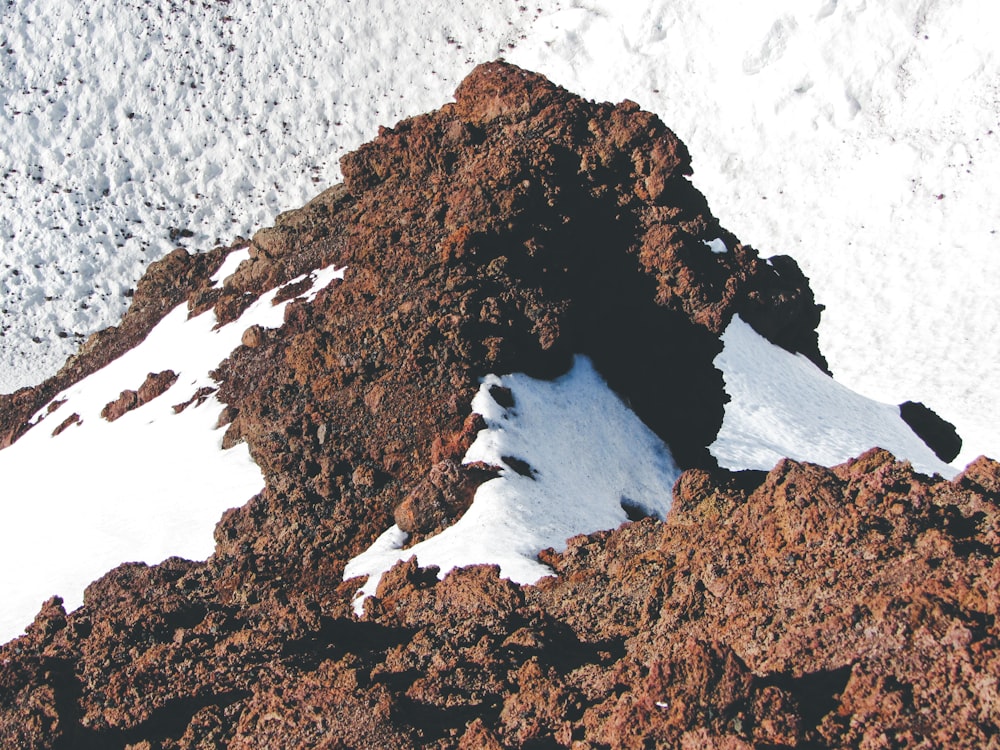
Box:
0, 64, 992, 748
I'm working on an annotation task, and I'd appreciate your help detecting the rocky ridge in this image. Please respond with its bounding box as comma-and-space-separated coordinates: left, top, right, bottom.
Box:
0, 62, 995, 748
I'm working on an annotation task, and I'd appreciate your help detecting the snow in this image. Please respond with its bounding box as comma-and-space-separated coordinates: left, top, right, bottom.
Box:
710, 316, 956, 479
703, 238, 728, 255
344, 355, 681, 615
0, 0, 541, 394
0, 263, 343, 644
210, 247, 252, 289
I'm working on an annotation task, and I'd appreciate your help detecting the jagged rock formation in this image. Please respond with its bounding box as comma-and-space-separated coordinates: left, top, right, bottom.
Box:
0, 62, 993, 748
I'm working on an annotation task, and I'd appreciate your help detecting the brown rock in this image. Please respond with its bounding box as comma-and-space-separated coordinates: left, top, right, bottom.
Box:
136, 369, 178, 403
99, 388, 138, 422
241, 324, 265, 348
101, 370, 177, 421
172, 385, 217, 413
958, 455, 1000, 497
51, 412, 80, 436
394, 459, 499, 535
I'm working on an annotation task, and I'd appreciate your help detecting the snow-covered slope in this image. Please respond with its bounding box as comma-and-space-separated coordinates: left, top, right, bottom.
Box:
2, 0, 997, 465
710, 317, 956, 478
0, 264, 343, 643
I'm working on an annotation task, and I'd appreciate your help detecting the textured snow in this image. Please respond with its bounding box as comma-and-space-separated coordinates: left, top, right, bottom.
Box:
0, 264, 343, 644
710, 317, 957, 479
344, 356, 681, 615
1, 0, 997, 466
0, 0, 541, 393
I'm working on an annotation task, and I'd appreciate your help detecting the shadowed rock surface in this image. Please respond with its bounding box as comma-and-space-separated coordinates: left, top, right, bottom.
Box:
899, 400, 963, 463
0, 62, 994, 748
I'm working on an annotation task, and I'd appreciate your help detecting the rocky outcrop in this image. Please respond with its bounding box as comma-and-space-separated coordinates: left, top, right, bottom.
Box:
100, 370, 178, 422
1, 450, 996, 748
0, 62, 991, 747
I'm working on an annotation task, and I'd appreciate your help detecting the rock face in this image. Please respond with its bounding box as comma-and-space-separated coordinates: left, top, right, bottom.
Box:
0, 62, 994, 748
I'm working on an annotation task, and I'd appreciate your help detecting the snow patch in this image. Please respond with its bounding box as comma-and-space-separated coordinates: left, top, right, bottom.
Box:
703, 238, 727, 254
210, 247, 252, 289
710, 316, 957, 479
344, 355, 681, 616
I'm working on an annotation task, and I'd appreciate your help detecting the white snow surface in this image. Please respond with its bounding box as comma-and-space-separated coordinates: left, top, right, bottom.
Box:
0, 263, 343, 644
210, 247, 252, 289
711, 317, 957, 479
1, 0, 997, 466
343, 355, 681, 616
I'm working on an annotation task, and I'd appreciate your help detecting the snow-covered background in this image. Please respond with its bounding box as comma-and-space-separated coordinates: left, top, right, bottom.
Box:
1, 0, 998, 641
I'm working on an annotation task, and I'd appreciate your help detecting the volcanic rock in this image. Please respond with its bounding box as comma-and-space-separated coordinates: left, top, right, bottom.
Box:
393, 458, 502, 540
0, 62, 994, 748
100, 370, 178, 422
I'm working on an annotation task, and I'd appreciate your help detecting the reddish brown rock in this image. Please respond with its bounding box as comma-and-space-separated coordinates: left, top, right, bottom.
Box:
394, 459, 499, 536
240, 324, 265, 348
51, 412, 80, 436
172, 386, 217, 414
100, 370, 178, 422
100, 389, 138, 422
